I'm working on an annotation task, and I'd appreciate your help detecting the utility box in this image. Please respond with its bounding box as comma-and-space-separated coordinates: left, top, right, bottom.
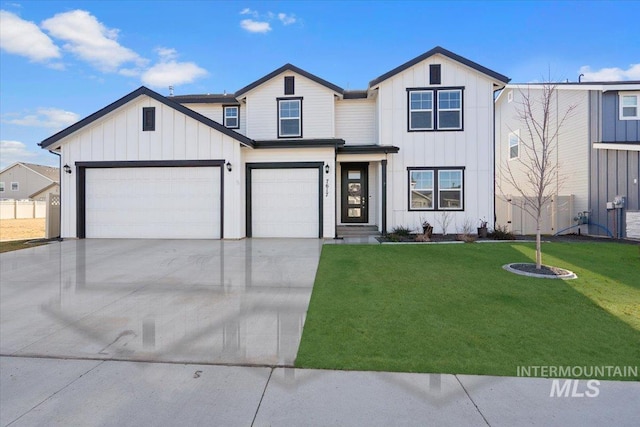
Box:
606, 202, 614, 210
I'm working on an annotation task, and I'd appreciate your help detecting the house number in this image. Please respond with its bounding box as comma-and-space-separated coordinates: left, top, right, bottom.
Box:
325, 178, 329, 197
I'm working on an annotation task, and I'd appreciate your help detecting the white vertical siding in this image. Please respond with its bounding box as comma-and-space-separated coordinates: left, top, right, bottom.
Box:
335, 99, 377, 145
376, 54, 496, 233
243, 71, 336, 140
58, 95, 243, 239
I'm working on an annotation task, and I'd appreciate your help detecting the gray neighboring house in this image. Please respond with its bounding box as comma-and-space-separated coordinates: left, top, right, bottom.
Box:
496, 81, 640, 238
0, 162, 60, 200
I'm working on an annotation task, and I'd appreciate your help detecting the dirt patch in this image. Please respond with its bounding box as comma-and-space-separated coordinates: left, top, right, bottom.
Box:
0, 218, 46, 241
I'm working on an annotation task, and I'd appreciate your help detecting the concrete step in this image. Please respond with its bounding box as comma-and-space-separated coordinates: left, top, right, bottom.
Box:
336, 225, 381, 237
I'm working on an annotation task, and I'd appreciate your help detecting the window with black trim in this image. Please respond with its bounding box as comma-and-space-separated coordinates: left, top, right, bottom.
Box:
284, 76, 295, 95
0, 182, 5, 192
223, 105, 239, 128
142, 107, 155, 131
278, 98, 301, 137
408, 167, 464, 211
408, 88, 463, 131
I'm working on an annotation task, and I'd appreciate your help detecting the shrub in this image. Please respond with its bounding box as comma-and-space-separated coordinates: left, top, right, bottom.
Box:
490, 224, 516, 240
390, 226, 412, 237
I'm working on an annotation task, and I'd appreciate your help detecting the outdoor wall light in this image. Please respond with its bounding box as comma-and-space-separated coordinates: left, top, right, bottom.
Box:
63, 164, 72, 174
325, 164, 330, 174
226, 162, 232, 172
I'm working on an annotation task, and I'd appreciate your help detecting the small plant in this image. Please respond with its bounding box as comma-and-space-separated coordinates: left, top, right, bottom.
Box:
436, 211, 452, 236
420, 217, 434, 237
456, 218, 477, 243
490, 224, 516, 240
479, 218, 488, 229
390, 225, 412, 236
477, 217, 489, 238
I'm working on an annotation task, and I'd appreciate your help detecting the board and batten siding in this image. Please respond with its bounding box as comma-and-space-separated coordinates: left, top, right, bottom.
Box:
243, 71, 336, 140
335, 99, 377, 145
58, 95, 244, 239
376, 53, 495, 233
601, 91, 640, 142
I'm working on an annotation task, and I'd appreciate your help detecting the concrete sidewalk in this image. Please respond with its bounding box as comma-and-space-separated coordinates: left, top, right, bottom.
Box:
2, 356, 638, 426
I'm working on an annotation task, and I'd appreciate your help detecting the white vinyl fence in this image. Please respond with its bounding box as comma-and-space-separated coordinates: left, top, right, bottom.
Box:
496, 194, 577, 235
0, 199, 47, 219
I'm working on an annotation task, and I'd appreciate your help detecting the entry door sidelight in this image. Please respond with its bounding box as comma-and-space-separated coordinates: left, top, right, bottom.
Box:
341, 163, 368, 223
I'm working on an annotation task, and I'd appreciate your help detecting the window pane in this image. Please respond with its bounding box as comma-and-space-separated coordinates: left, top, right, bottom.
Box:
225, 107, 238, 118
622, 106, 637, 117
280, 100, 299, 118
348, 171, 361, 179
439, 91, 461, 109
280, 119, 300, 135
410, 170, 434, 209
226, 117, 238, 127
411, 171, 433, 189
411, 190, 433, 209
510, 145, 519, 159
438, 110, 460, 128
439, 190, 461, 208
411, 111, 432, 129
622, 96, 637, 106
411, 91, 432, 109
439, 171, 462, 189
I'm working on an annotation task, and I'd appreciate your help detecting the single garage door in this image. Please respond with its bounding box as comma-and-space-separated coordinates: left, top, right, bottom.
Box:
251, 168, 319, 238
85, 167, 221, 238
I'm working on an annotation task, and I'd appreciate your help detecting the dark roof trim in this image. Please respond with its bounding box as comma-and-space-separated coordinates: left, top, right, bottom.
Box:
169, 94, 239, 104
510, 80, 640, 86
337, 145, 400, 154
594, 141, 640, 144
235, 64, 344, 97
40, 86, 255, 149
369, 46, 510, 87
253, 139, 345, 149
343, 90, 369, 99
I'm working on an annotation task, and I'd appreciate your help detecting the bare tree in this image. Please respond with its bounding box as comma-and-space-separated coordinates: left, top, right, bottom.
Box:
436, 211, 452, 236
499, 84, 575, 269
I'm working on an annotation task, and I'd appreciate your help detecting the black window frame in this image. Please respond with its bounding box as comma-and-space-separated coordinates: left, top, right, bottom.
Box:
407, 87, 464, 132
277, 97, 303, 138
223, 105, 240, 129
142, 107, 155, 131
407, 166, 465, 211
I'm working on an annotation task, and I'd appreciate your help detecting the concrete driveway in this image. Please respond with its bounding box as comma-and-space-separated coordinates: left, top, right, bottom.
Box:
0, 239, 323, 366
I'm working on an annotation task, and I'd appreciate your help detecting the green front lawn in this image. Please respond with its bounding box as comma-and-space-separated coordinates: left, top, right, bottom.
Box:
296, 242, 640, 380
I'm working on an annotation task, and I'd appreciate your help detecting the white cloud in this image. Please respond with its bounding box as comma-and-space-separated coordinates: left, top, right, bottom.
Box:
240, 19, 271, 33
141, 47, 207, 88
579, 64, 640, 82
240, 8, 256, 16
0, 140, 52, 169
41, 9, 146, 72
0, 10, 61, 62
278, 13, 296, 25
5, 108, 79, 129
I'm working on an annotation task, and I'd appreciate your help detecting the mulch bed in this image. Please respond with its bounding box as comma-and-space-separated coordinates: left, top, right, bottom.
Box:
508, 263, 571, 277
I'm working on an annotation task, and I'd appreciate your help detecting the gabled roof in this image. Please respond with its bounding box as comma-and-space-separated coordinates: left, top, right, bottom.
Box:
169, 93, 240, 104
29, 182, 59, 199
369, 46, 510, 88
235, 63, 344, 97
39, 86, 254, 149
0, 162, 59, 182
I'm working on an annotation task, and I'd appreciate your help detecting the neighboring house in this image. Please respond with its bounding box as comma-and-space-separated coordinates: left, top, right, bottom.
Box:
39, 46, 509, 239
0, 162, 60, 200
495, 81, 640, 238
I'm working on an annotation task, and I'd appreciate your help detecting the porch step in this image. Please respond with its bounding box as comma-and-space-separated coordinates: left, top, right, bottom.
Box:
337, 225, 381, 237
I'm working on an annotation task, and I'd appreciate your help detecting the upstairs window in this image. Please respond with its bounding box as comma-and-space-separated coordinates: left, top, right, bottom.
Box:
223, 106, 239, 128
408, 87, 463, 131
278, 98, 302, 138
409, 90, 434, 130
620, 93, 639, 120
142, 107, 155, 131
508, 130, 519, 160
0, 182, 4, 192
11, 182, 19, 191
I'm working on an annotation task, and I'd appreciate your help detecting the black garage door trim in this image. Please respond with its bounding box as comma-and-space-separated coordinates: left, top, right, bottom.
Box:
246, 162, 324, 238
75, 160, 225, 239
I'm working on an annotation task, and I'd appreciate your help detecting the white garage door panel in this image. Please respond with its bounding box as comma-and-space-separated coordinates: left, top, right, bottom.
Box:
86, 167, 220, 238
252, 169, 318, 238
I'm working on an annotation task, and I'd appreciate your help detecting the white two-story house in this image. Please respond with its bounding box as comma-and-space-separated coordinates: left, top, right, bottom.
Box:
39, 46, 509, 239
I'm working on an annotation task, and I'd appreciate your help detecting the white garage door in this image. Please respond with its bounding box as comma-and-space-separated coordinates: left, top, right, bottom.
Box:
85, 167, 220, 239
251, 168, 319, 238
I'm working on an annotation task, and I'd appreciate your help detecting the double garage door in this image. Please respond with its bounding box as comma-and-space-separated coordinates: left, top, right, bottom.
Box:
84, 166, 221, 239
80, 163, 322, 239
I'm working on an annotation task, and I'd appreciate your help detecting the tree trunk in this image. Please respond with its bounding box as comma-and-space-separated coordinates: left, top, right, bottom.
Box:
536, 223, 542, 269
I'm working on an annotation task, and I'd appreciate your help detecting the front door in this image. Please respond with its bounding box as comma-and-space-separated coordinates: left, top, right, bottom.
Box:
341, 163, 368, 223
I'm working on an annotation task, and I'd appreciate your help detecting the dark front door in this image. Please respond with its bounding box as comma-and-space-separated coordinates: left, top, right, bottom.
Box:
341, 163, 368, 223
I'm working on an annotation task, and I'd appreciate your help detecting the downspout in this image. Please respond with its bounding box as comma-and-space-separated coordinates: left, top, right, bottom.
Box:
334, 141, 340, 239
493, 86, 501, 229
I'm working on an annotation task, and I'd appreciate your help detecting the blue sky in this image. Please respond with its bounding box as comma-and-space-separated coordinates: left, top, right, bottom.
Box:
1, 0, 639, 168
